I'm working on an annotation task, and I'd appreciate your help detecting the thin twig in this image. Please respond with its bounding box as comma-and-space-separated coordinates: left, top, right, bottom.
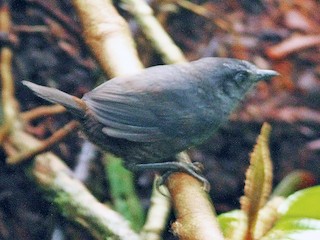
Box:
7, 120, 79, 164
21, 105, 66, 122
2, 140, 18, 157
12, 25, 49, 33
266, 34, 320, 60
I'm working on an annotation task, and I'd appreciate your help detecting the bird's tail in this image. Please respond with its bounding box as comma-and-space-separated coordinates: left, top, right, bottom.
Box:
22, 81, 86, 117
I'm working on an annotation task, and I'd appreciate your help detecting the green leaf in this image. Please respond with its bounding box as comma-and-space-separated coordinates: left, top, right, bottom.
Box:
218, 210, 247, 240
261, 218, 320, 239
278, 186, 320, 219
261, 186, 320, 240
104, 154, 145, 231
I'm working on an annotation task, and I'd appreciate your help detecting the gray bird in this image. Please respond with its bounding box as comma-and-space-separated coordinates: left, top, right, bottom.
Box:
23, 58, 278, 184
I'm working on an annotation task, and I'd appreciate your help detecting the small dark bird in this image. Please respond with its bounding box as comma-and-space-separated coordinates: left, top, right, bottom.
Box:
23, 58, 277, 184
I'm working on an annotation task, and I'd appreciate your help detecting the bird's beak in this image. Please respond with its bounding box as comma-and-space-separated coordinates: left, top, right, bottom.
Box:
255, 69, 279, 81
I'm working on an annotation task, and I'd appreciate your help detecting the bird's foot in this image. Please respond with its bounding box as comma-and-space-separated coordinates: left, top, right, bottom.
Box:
131, 161, 210, 192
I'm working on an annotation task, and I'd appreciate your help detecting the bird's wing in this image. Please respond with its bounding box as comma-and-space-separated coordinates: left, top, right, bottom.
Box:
84, 88, 164, 142
82, 62, 216, 143
83, 68, 184, 142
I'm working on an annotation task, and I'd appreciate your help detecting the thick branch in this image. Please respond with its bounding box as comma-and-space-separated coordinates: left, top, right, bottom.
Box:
72, 0, 143, 77
167, 173, 224, 240
121, 0, 186, 64
0, 4, 19, 143
9, 129, 140, 240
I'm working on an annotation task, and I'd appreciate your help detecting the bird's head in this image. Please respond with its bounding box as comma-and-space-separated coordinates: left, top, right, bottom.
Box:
199, 58, 278, 100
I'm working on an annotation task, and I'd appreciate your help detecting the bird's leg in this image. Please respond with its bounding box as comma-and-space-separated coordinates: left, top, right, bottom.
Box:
130, 161, 210, 191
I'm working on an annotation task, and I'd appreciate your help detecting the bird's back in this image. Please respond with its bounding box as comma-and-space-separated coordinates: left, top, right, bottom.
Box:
82, 59, 226, 146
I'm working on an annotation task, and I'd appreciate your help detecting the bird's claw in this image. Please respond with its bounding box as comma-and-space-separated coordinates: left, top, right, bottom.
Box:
156, 162, 210, 193
131, 161, 210, 193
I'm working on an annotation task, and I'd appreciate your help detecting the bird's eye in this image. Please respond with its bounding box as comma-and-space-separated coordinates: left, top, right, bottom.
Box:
234, 71, 249, 85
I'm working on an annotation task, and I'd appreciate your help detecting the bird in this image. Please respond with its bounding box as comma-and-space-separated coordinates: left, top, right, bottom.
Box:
23, 57, 278, 185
